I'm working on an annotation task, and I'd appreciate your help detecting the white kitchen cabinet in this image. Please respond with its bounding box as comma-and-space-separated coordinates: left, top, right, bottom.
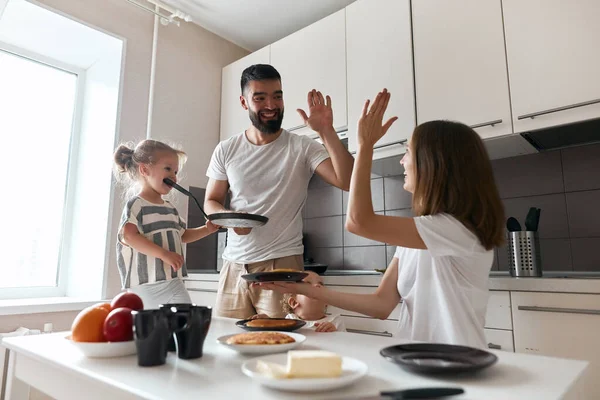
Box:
187, 288, 217, 308
346, 0, 415, 159
503, 0, 600, 133
270, 10, 347, 136
484, 328, 514, 352
412, 0, 512, 139
512, 291, 600, 397
484, 290, 512, 330
220, 47, 270, 141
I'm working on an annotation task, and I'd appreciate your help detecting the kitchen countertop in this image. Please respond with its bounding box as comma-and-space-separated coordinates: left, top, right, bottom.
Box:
2, 317, 588, 399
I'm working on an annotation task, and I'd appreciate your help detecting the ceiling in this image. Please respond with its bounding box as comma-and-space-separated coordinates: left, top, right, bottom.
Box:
159, 0, 358, 51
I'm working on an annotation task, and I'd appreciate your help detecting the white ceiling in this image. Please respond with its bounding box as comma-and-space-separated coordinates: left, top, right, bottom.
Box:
159, 0, 358, 51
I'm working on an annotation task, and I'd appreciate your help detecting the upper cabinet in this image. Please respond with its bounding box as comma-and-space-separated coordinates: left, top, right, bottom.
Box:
270, 10, 347, 136
219, 47, 270, 141
503, 0, 600, 133
412, 0, 512, 139
346, 0, 415, 158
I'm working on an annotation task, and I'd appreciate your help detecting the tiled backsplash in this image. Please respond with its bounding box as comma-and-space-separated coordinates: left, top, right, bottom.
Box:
303, 142, 600, 272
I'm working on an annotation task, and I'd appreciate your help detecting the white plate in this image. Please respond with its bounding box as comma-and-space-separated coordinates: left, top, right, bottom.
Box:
241, 353, 368, 392
65, 335, 136, 358
216, 331, 306, 354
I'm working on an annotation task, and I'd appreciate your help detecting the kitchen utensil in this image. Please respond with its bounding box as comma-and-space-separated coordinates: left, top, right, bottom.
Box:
241, 353, 368, 392
132, 309, 171, 367
525, 207, 537, 231
506, 217, 522, 232
164, 304, 212, 360
303, 263, 328, 274
241, 270, 308, 283
380, 387, 465, 399
508, 231, 542, 277
533, 208, 541, 231
235, 318, 306, 332
379, 343, 497, 375
163, 178, 269, 228
216, 331, 306, 355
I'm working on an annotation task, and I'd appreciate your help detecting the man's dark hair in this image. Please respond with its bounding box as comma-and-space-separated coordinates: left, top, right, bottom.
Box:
240, 64, 281, 95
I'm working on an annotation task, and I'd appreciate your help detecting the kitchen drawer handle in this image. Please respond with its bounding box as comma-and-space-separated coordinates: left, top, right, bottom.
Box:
347, 328, 393, 337
487, 342, 502, 350
518, 98, 600, 120
470, 119, 502, 129
187, 288, 218, 293
350, 139, 408, 155
518, 305, 600, 316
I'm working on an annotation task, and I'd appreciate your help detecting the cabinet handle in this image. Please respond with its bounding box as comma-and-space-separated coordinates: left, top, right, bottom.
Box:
350, 139, 408, 155
517, 98, 600, 120
518, 305, 600, 316
469, 119, 502, 129
487, 342, 502, 350
187, 288, 218, 293
347, 328, 393, 337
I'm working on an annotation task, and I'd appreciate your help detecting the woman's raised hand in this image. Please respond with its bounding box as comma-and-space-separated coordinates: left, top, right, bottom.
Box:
357, 88, 398, 148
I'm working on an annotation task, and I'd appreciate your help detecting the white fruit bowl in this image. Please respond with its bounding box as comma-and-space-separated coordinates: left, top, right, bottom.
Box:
65, 335, 136, 358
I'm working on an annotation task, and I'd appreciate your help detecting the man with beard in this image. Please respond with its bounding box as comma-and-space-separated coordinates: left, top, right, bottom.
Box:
205, 64, 354, 319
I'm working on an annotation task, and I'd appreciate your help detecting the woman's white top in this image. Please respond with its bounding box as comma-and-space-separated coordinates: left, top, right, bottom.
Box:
394, 213, 493, 348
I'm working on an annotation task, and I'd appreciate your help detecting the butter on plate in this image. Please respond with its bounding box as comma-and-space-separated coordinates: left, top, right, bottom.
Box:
287, 350, 342, 378
256, 350, 343, 379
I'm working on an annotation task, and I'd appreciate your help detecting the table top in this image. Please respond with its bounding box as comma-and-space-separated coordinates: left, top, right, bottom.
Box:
2, 317, 588, 399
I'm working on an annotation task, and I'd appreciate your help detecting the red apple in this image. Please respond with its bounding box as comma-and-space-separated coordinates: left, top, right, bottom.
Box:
110, 291, 143, 311
103, 307, 134, 342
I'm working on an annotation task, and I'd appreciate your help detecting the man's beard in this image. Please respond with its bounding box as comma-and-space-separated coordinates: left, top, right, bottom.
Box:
249, 108, 284, 134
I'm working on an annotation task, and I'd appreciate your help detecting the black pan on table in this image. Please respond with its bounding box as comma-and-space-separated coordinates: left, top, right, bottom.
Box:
241, 271, 308, 283
380, 343, 498, 375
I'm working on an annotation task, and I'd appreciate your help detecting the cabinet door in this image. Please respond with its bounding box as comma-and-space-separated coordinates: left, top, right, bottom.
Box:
220, 47, 270, 141
346, 0, 415, 159
187, 289, 217, 308
484, 328, 514, 352
412, 0, 512, 138
503, 0, 600, 133
270, 10, 347, 136
485, 290, 512, 330
512, 291, 600, 397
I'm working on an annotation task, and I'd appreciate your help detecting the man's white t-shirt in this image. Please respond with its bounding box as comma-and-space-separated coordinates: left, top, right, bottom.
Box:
393, 214, 493, 348
206, 130, 329, 263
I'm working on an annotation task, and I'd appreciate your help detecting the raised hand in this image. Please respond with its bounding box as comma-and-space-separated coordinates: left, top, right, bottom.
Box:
296, 89, 334, 134
357, 88, 398, 148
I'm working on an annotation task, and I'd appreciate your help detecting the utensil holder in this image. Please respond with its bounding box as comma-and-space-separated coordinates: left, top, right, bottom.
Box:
508, 231, 542, 277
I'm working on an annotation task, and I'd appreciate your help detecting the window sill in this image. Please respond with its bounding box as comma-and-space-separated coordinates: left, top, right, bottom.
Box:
0, 297, 103, 316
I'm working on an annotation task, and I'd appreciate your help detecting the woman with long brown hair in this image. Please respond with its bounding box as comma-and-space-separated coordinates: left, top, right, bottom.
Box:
256, 89, 505, 348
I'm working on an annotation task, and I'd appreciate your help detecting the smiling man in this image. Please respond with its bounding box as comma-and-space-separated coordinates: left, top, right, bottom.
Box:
205, 64, 354, 319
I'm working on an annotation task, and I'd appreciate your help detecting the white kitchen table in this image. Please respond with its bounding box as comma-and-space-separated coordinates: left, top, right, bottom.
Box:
1, 317, 589, 400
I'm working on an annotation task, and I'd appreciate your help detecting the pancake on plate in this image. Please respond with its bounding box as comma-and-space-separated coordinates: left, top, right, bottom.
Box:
226, 332, 296, 345
246, 319, 298, 329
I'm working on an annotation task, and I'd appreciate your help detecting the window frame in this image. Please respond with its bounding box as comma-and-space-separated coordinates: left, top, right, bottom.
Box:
0, 40, 86, 300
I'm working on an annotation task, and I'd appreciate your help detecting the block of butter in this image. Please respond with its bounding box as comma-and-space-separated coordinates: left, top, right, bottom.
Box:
286, 350, 343, 378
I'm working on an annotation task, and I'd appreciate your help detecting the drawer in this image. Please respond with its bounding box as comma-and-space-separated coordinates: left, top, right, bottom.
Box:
485, 290, 512, 330
185, 280, 219, 291
326, 285, 402, 320
339, 315, 397, 337
484, 328, 514, 352
188, 288, 217, 308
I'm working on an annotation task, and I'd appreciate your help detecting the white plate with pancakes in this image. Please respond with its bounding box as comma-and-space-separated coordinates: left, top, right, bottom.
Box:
241, 353, 368, 392
216, 331, 306, 354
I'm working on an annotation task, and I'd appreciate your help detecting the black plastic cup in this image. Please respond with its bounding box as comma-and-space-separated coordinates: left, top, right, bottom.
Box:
158, 303, 195, 352
170, 305, 212, 360
132, 309, 171, 367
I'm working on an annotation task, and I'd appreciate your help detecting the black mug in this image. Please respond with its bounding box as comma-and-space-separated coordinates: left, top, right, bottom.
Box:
132, 309, 171, 367
167, 304, 212, 360
158, 303, 195, 352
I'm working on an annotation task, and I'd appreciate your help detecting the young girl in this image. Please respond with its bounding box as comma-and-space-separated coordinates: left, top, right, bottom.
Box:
113, 139, 219, 308
257, 89, 505, 348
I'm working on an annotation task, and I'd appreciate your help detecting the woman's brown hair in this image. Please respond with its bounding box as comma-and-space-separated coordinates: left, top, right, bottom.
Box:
411, 120, 505, 250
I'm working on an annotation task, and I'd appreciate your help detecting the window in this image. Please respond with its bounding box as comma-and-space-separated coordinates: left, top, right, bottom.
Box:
0, 46, 81, 298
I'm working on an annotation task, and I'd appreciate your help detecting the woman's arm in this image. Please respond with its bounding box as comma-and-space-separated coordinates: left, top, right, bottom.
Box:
345, 89, 426, 250
258, 257, 401, 320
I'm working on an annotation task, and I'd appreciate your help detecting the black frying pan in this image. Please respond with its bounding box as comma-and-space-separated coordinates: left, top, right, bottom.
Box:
163, 178, 268, 228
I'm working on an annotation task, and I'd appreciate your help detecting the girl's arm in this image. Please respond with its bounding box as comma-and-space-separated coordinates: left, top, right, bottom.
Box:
258, 257, 402, 320
345, 89, 426, 250
181, 221, 219, 244
121, 223, 183, 270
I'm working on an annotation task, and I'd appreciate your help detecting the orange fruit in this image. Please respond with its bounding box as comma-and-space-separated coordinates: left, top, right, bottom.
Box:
71, 305, 110, 342
93, 302, 112, 313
